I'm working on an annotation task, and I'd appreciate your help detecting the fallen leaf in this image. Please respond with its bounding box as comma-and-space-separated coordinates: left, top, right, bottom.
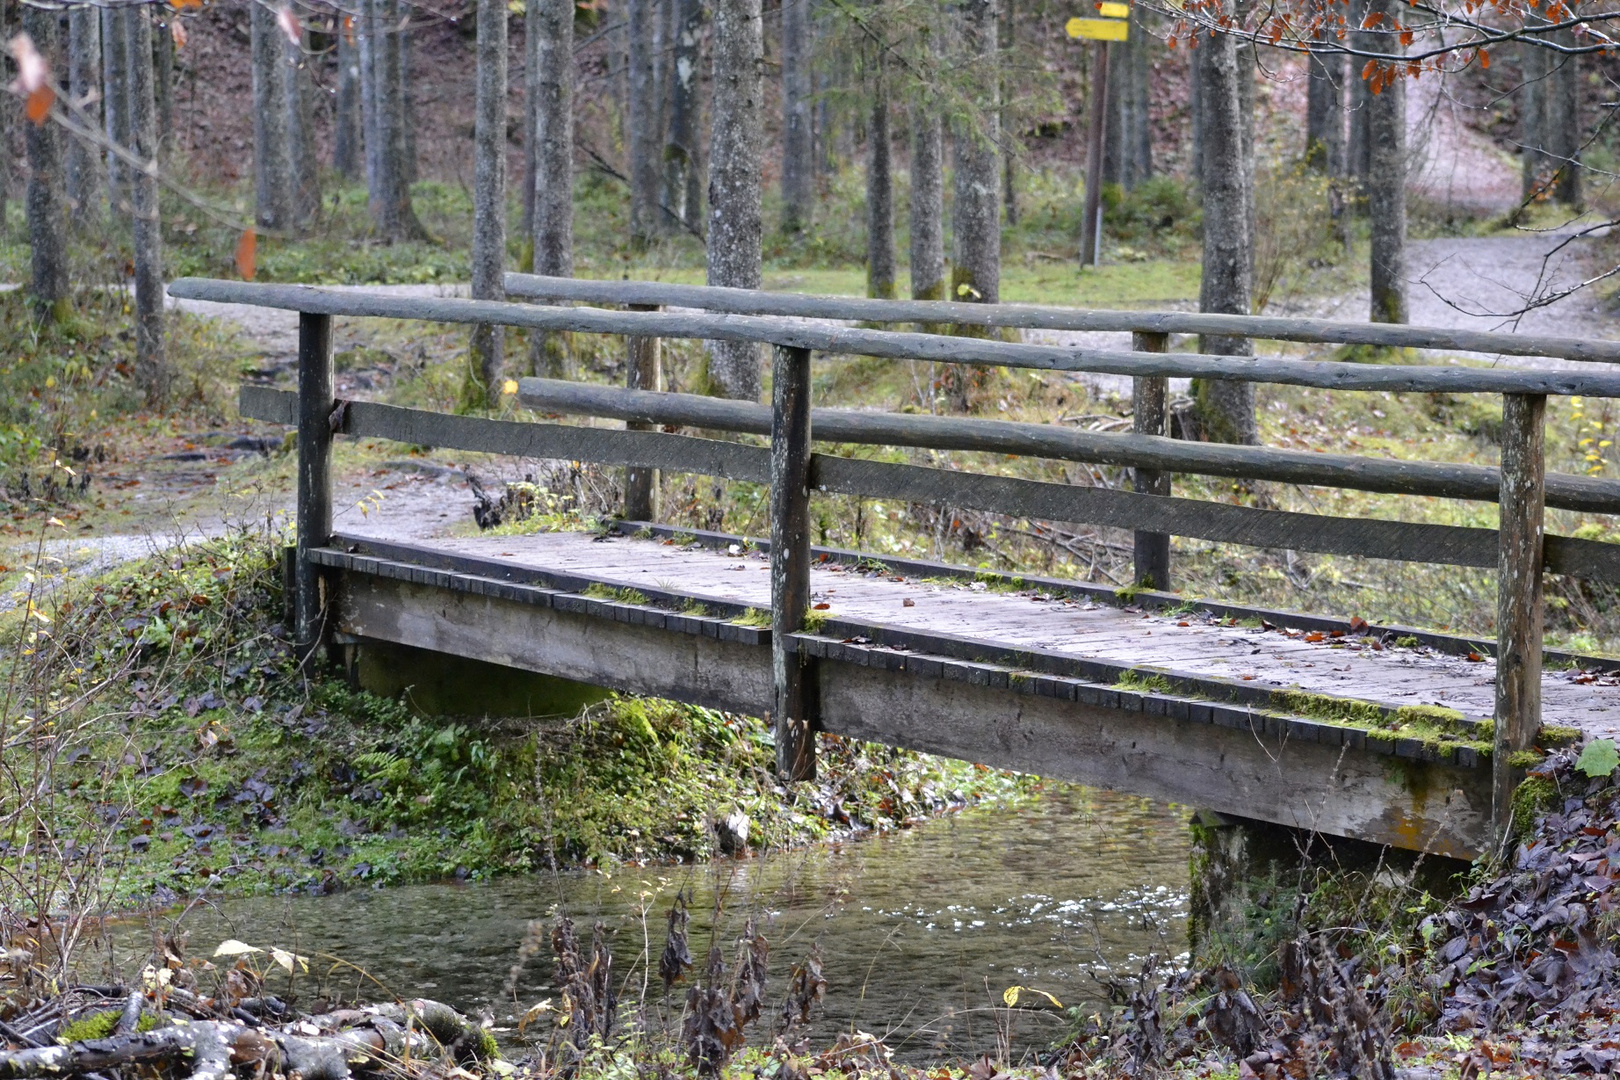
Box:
1304, 631, 1325, 643
235, 228, 257, 280
213, 939, 262, 957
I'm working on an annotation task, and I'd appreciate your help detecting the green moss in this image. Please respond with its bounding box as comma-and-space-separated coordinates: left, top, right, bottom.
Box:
581, 583, 648, 605
802, 609, 830, 633
1510, 775, 1560, 842
1274, 691, 1385, 728
1539, 724, 1581, 747
1392, 704, 1475, 739
1395, 636, 1420, 648
1115, 671, 1173, 694
680, 601, 709, 617
1506, 749, 1545, 770
732, 608, 771, 628
59, 1011, 161, 1042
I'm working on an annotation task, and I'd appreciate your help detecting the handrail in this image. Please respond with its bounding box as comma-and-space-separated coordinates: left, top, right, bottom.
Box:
165, 278, 1620, 398
516, 377, 1620, 514
504, 272, 1620, 366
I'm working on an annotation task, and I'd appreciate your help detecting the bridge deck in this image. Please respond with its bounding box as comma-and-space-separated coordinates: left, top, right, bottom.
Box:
346, 528, 1619, 738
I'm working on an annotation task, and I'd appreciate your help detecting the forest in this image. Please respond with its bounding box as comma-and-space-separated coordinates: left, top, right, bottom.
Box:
4, 0, 1620, 1078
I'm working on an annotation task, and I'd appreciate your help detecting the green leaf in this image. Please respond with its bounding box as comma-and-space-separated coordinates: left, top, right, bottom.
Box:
1576, 738, 1619, 778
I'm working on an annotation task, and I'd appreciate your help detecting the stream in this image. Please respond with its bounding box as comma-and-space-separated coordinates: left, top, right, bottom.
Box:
157, 785, 1192, 1063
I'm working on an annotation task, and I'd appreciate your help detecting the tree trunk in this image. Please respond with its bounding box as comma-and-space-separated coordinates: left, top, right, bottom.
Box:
1105, 36, 1124, 186
66, 4, 100, 221
866, 48, 894, 299
1548, 33, 1581, 206
286, 22, 320, 227
1364, 0, 1406, 324
522, 0, 538, 244
1193, 14, 1257, 445
780, 0, 813, 233
1130, 7, 1152, 184
950, 0, 999, 307
102, 4, 129, 208
23, 2, 68, 320
1305, 40, 1343, 173
909, 99, 944, 301
360, 0, 382, 207
1188, 39, 1202, 186
128, 6, 167, 402
398, 24, 417, 183
530, 0, 575, 377
372, 0, 427, 241
1520, 35, 1546, 202
251, 0, 292, 230
334, 19, 362, 178
470, 0, 508, 406
155, 12, 174, 158
662, 0, 702, 230
704, 0, 765, 400
1001, 0, 1017, 221
628, 0, 660, 243
1346, 0, 1370, 180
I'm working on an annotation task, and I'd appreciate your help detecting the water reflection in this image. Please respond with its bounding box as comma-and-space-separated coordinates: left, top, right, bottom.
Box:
156, 784, 1190, 1062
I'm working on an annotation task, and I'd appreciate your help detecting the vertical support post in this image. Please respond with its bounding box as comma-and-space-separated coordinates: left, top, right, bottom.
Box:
624, 303, 662, 522
1132, 331, 1171, 591
295, 312, 335, 667
771, 344, 816, 781
1079, 40, 1110, 267
1494, 392, 1545, 844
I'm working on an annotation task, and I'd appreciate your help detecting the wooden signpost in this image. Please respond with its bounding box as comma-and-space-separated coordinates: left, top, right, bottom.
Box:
1070, 2, 1130, 266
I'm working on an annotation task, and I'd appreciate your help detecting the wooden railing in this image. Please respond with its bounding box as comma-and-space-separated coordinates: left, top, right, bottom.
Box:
167, 276, 1620, 836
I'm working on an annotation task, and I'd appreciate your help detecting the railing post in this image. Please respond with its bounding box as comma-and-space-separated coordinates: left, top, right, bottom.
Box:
771, 343, 816, 781
295, 312, 335, 666
1132, 331, 1172, 590
624, 303, 662, 522
1494, 392, 1546, 845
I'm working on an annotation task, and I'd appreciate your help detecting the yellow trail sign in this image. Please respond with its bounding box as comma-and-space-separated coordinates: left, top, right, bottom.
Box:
1097, 3, 1131, 17
1066, 16, 1128, 40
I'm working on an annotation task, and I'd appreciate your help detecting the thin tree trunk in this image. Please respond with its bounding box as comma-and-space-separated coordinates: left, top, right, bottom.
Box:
334, 19, 362, 178
286, 21, 320, 226
866, 48, 894, 299
398, 23, 416, 183
628, 0, 660, 242
66, 4, 100, 221
1346, 0, 1370, 180
127, 6, 167, 402
23, 2, 68, 319
522, 0, 538, 245
470, 0, 508, 407
1548, 33, 1581, 206
530, 0, 575, 377
1364, 0, 1406, 324
373, 0, 426, 241
909, 99, 944, 301
1001, 0, 1017, 220
780, 0, 812, 233
1305, 40, 1343, 172
1130, 7, 1152, 184
102, 4, 129, 208
155, 12, 174, 158
1105, 36, 1124, 185
1193, 14, 1257, 445
662, 0, 702, 229
360, 0, 382, 207
704, 0, 764, 400
1188, 39, 1202, 186
950, 0, 1000, 307
251, 0, 292, 230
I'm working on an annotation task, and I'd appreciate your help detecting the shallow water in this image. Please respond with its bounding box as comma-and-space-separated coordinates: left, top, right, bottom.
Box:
162, 785, 1191, 1062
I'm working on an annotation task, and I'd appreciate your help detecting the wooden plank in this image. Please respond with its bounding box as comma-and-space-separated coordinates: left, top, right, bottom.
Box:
173, 278, 1620, 397
295, 313, 334, 665
501, 273, 1620, 366
772, 344, 817, 781
623, 303, 661, 521
1496, 393, 1546, 842
516, 378, 1620, 514
1132, 331, 1172, 589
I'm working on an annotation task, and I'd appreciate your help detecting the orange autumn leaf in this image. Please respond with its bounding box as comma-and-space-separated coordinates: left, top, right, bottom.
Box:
235, 228, 257, 281
171, 18, 189, 47
24, 84, 53, 125
343, 14, 355, 44
170, 0, 204, 9
1479, 47, 1490, 67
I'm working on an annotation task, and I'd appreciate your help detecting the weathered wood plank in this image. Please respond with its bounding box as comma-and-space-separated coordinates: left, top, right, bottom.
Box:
1496, 393, 1546, 842
1132, 332, 1172, 589
623, 303, 661, 521
295, 314, 334, 665
175, 278, 1620, 396
502, 272, 1620, 367
515, 378, 1620, 514
772, 344, 817, 781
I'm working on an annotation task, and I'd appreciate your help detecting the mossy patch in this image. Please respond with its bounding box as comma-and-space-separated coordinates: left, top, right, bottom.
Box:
58, 1010, 162, 1042
581, 583, 649, 605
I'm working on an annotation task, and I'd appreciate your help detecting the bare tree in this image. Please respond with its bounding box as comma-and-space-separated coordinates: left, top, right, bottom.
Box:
1363, 0, 1406, 324
372, 0, 427, 240
470, 0, 508, 406
127, 6, 167, 402
334, 16, 362, 179
251, 0, 292, 230
951, 0, 1000, 306
66, 4, 100, 221
780, 0, 813, 233
662, 0, 703, 229
628, 0, 661, 243
101, 4, 129, 205
705, 0, 765, 400
23, 2, 68, 320
530, 0, 575, 376
866, 46, 894, 299
1193, 14, 1258, 445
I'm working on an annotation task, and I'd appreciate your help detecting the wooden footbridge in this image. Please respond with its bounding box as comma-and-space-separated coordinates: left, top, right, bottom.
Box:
167, 275, 1620, 861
